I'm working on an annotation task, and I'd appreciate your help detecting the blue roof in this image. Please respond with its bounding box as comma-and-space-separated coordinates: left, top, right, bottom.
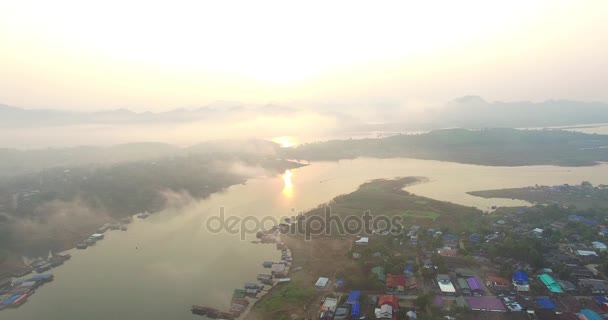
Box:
468, 235, 480, 243
593, 296, 608, 304
404, 265, 414, 272
351, 302, 360, 317
580, 309, 602, 320
513, 270, 529, 284
582, 218, 599, 226
536, 298, 557, 309
443, 235, 459, 242
347, 290, 361, 304
336, 279, 344, 285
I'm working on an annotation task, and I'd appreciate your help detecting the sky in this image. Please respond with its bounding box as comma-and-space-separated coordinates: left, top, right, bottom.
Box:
1, 0, 607, 112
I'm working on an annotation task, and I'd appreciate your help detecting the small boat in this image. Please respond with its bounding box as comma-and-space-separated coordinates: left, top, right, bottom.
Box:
218, 311, 236, 319
191, 305, 214, 316
35, 263, 52, 273
76, 243, 88, 249
120, 226, 128, 231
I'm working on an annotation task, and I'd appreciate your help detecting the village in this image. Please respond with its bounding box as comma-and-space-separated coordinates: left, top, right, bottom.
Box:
231, 202, 608, 320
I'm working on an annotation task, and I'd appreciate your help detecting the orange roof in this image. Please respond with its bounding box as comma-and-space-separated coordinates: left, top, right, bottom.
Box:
378, 295, 399, 308
487, 276, 510, 285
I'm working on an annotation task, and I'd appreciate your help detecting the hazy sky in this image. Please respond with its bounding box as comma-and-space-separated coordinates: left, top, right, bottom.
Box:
1, 0, 607, 111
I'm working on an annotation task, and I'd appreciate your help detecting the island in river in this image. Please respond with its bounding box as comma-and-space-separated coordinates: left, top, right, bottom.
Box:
246, 177, 488, 320
468, 181, 608, 209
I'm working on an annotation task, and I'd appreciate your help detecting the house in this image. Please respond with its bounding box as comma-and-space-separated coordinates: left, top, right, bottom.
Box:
576, 250, 598, 257
592, 296, 608, 311
405, 277, 418, 291
378, 295, 399, 309
579, 309, 603, 320
572, 266, 595, 279
513, 270, 530, 292
457, 278, 471, 295
372, 267, 386, 282
486, 276, 511, 288
346, 290, 361, 305
315, 277, 330, 290
465, 297, 506, 312
386, 274, 405, 293
536, 297, 557, 310
355, 237, 369, 245
375, 304, 393, 319
538, 274, 564, 294
579, 279, 608, 294
592, 241, 607, 251
321, 297, 338, 312
436, 274, 456, 295
556, 280, 577, 292
437, 248, 457, 257
466, 277, 484, 295
455, 268, 475, 278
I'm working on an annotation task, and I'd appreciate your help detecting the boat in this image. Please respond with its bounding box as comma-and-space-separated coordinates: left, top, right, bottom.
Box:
35, 263, 52, 273
76, 243, 88, 249
120, 225, 128, 231
137, 212, 150, 219
30, 274, 54, 282
232, 289, 247, 298
11, 293, 31, 307
191, 305, 216, 316
218, 311, 236, 319
12, 267, 33, 278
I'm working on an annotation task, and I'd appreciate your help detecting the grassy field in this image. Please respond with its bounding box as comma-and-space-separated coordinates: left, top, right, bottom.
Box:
402, 210, 440, 220
301, 176, 483, 232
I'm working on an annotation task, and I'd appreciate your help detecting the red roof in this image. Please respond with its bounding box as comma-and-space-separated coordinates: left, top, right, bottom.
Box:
437, 249, 457, 256
386, 274, 405, 288
378, 295, 399, 308
487, 276, 511, 286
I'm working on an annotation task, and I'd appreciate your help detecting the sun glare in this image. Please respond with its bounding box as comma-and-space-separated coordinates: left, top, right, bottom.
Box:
273, 136, 298, 148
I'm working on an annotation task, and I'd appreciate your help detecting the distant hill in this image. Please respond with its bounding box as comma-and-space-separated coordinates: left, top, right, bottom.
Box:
4, 96, 608, 130
428, 96, 608, 128
0, 103, 300, 128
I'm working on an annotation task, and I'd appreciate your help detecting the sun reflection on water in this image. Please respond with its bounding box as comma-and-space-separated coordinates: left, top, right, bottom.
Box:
282, 170, 293, 198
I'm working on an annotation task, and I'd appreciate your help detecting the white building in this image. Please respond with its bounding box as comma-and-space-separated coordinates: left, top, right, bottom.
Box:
315, 277, 330, 290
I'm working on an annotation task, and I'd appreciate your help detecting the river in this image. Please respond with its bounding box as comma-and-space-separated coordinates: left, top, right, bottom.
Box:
4, 157, 608, 319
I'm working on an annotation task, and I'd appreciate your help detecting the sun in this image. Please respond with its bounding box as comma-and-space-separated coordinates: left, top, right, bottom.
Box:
273, 136, 298, 148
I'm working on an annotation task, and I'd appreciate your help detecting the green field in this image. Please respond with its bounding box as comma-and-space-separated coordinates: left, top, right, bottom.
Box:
402, 210, 440, 220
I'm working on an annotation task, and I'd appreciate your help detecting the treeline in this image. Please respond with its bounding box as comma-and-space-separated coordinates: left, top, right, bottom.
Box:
282, 128, 608, 166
